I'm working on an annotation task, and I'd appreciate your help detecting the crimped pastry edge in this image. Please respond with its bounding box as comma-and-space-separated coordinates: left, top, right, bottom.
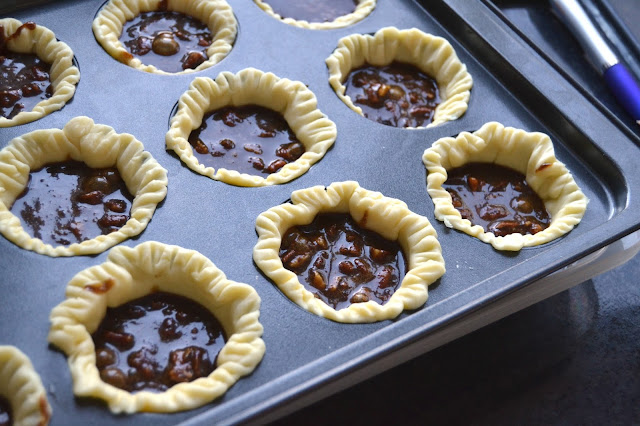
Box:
0, 116, 168, 257
253, 0, 376, 30
326, 26, 473, 128
165, 68, 337, 187
0, 18, 79, 127
253, 181, 445, 323
48, 240, 266, 414
92, 0, 237, 75
422, 121, 589, 251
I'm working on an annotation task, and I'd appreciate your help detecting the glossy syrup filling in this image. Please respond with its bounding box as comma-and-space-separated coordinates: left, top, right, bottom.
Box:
0, 22, 52, 119
264, 0, 359, 22
344, 61, 440, 128
280, 213, 407, 310
442, 162, 551, 237
10, 160, 134, 246
0, 395, 12, 426
188, 104, 306, 176
92, 291, 227, 393
121, 9, 212, 72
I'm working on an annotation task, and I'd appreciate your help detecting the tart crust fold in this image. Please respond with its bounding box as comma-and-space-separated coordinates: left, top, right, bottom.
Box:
0, 345, 52, 426
253, 181, 445, 323
92, 0, 237, 74
48, 241, 266, 414
0, 18, 80, 127
0, 116, 168, 257
253, 0, 376, 30
326, 27, 473, 128
422, 121, 589, 251
166, 68, 337, 186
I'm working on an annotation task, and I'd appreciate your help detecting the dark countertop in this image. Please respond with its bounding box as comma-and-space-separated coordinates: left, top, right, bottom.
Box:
273, 250, 640, 425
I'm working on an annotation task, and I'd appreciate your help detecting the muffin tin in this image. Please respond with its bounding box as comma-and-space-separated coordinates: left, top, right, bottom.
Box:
1, 0, 640, 424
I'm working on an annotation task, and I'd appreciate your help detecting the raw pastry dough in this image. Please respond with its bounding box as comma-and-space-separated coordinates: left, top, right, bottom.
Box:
422, 121, 588, 251
253, 181, 445, 323
48, 241, 266, 414
0, 18, 79, 127
166, 68, 337, 186
326, 27, 473, 128
0, 345, 52, 426
92, 0, 237, 74
253, 0, 376, 30
0, 116, 168, 257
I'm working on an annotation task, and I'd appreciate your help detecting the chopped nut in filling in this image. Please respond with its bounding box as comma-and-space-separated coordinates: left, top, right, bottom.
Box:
344, 61, 440, 128
442, 162, 550, 237
120, 7, 212, 73
92, 292, 226, 393
10, 160, 134, 246
0, 21, 52, 119
280, 213, 407, 310
188, 104, 306, 176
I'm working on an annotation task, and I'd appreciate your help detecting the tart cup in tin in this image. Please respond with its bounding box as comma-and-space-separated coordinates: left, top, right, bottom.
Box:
422, 121, 588, 251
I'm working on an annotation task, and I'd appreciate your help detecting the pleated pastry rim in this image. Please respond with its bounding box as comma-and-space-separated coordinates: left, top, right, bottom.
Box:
166, 68, 337, 187
253, 0, 376, 30
422, 121, 589, 251
253, 181, 445, 323
0, 116, 168, 257
0, 18, 79, 128
0, 345, 52, 426
48, 240, 266, 414
92, 0, 237, 75
326, 26, 473, 128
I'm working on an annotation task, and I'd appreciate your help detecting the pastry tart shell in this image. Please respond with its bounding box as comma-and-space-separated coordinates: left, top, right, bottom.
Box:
422, 121, 589, 251
0, 116, 168, 257
166, 68, 337, 187
326, 26, 473, 128
253, 181, 445, 323
48, 241, 266, 414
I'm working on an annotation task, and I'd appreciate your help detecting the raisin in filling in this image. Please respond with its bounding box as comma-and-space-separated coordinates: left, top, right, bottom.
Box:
264, 0, 358, 23
10, 160, 134, 246
92, 292, 226, 393
188, 104, 306, 176
0, 22, 52, 119
344, 61, 440, 128
0, 396, 12, 426
442, 162, 551, 237
120, 9, 212, 73
280, 213, 407, 310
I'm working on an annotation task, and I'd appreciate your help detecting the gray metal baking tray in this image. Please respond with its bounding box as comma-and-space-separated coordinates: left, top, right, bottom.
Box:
1, 0, 639, 425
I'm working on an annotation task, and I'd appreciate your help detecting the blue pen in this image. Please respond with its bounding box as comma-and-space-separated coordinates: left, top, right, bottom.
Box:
550, 0, 640, 126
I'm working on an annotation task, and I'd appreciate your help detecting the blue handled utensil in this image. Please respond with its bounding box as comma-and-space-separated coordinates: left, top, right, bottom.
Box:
551, 0, 640, 126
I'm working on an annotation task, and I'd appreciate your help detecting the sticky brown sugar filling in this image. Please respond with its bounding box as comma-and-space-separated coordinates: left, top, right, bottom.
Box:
10, 160, 134, 246
280, 213, 407, 310
442, 162, 550, 237
92, 291, 227, 393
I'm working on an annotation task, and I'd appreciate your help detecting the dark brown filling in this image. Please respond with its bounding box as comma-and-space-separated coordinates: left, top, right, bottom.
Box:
264, 0, 358, 23
344, 61, 440, 128
442, 162, 551, 237
10, 160, 134, 246
0, 395, 12, 426
0, 22, 52, 119
120, 9, 212, 73
188, 104, 306, 176
280, 213, 407, 310
92, 291, 226, 393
